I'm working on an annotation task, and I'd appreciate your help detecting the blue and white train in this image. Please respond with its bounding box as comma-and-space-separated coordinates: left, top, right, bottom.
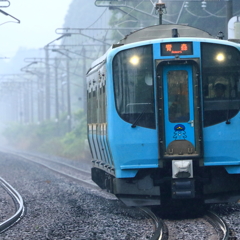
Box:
86, 24, 240, 207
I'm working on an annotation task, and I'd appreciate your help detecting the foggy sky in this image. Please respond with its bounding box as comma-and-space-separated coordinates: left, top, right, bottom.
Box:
0, 0, 72, 59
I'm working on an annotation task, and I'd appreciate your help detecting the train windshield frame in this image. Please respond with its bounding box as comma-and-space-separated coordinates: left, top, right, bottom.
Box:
112, 45, 155, 129
201, 42, 240, 127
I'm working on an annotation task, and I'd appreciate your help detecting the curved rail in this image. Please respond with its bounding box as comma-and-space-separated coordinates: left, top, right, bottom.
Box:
0, 148, 94, 187
20, 155, 94, 186
205, 210, 229, 240
140, 207, 168, 240
0, 177, 24, 232
6, 150, 90, 174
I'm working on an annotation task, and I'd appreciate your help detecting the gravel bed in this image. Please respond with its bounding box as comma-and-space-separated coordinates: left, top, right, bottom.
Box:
165, 217, 219, 240
157, 203, 240, 239
210, 203, 240, 239
1, 150, 240, 239
0, 152, 154, 239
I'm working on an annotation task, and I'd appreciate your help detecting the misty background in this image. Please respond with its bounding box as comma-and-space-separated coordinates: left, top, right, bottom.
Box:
0, 0, 239, 159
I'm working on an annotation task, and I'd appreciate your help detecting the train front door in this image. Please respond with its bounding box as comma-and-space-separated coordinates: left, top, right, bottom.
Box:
157, 63, 201, 159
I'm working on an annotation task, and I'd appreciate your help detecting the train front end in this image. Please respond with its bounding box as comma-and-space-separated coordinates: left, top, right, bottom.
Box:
87, 25, 240, 207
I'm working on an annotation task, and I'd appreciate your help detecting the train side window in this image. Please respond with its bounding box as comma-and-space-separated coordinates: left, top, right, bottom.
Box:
201, 43, 240, 127
113, 45, 155, 129
102, 86, 106, 123
92, 91, 97, 123
87, 91, 92, 123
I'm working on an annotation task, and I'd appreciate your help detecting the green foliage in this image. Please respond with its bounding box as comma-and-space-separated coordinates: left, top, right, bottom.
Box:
56, 110, 88, 159
2, 110, 89, 160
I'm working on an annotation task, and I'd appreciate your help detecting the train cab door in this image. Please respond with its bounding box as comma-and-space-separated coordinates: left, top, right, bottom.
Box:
157, 62, 202, 160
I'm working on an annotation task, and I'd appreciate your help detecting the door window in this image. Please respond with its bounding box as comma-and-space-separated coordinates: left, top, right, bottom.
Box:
168, 70, 190, 123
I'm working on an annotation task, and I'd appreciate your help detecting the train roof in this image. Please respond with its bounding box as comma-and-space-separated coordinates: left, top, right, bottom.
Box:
118, 24, 214, 44
87, 25, 240, 74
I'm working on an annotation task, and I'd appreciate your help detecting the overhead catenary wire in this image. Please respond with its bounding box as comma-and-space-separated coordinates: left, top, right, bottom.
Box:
184, 3, 226, 19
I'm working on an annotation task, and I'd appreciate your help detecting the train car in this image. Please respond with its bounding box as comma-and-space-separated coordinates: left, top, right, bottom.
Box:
86, 24, 240, 207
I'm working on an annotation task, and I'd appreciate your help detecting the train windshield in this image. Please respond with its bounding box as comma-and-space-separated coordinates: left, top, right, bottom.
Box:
201, 43, 240, 127
113, 45, 155, 129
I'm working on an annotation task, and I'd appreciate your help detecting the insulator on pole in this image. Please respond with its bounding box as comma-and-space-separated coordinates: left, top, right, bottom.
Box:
201, 1, 207, 9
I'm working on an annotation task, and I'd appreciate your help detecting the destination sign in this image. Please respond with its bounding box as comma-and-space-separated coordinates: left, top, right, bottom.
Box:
161, 42, 193, 56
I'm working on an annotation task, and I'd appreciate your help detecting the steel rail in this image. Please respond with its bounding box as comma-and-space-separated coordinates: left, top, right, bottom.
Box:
18, 155, 93, 186
205, 210, 229, 240
0, 147, 90, 174
140, 207, 168, 240
0, 148, 95, 187
14, 151, 90, 174
0, 177, 24, 233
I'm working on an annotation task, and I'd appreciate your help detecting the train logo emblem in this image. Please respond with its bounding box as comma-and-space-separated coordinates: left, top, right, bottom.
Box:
173, 124, 187, 140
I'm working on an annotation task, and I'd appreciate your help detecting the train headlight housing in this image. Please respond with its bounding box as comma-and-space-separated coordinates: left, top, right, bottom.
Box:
129, 55, 140, 65
172, 160, 193, 178
216, 53, 225, 62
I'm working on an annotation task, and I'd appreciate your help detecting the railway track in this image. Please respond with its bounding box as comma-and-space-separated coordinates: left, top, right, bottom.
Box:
139, 207, 230, 240
1, 149, 168, 238
0, 148, 233, 239
0, 148, 95, 188
140, 207, 168, 240
204, 210, 230, 240
0, 177, 24, 233
157, 209, 231, 240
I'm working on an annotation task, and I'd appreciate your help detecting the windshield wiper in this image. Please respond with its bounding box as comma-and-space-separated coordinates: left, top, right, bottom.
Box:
131, 103, 151, 128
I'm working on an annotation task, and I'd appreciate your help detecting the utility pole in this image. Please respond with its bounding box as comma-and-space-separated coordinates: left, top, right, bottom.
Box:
82, 47, 87, 114
226, 0, 233, 37
43, 34, 72, 121
19, 88, 23, 124
54, 58, 59, 133
30, 80, 34, 123
66, 59, 71, 132
226, 0, 233, 23
45, 48, 50, 120
37, 75, 41, 123
11, 91, 17, 122
23, 83, 29, 124
61, 77, 65, 114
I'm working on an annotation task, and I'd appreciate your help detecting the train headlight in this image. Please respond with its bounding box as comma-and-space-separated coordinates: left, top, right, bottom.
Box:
216, 53, 225, 62
172, 160, 193, 178
129, 55, 140, 65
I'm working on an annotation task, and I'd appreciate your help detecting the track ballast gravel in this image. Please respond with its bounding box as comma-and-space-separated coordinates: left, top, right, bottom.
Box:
0, 151, 240, 239
0, 152, 154, 240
